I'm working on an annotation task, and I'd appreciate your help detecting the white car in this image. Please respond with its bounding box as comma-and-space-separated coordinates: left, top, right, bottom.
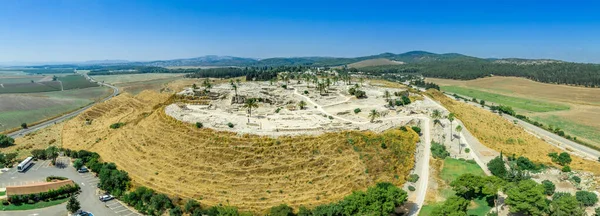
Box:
99, 195, 114, 202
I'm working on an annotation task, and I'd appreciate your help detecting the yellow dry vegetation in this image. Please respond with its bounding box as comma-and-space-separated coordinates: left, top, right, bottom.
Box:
368, 79, 406, 89
60, 90, 419, 213
426, 89, 600, 175
9, 123, 63, 158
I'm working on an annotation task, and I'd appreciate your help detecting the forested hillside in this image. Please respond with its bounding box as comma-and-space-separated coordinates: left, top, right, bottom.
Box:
360, 61, 600, 87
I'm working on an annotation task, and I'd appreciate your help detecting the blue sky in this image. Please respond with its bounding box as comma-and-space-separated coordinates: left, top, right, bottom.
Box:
1, 0, 600, 63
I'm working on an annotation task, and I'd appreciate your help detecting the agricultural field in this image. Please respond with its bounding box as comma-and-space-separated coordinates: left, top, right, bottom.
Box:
426, 89, 600, 175
91, 73, 186, 85
57, 75, 99, 89
0, 87, 112, 132
427, 76, 600, 147
58, 89, 421, 213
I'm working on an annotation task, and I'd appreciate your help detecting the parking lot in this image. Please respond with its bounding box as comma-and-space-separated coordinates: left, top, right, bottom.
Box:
0, 157, 141, 216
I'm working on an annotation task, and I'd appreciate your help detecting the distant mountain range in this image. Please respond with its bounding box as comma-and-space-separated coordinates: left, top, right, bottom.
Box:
136, 51, 565, 67
1, 51, 566, 68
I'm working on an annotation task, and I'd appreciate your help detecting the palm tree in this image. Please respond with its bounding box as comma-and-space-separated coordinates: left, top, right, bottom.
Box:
448, 113, 455, 140
368, 109, 380, 123
455, 125, 463, 153
232, 84, 238, 97
298, 100, 307, 110
243, 98, 259, 123
431, 109, 442, 125
202, 78, 212, 92
384, 90, 391, 102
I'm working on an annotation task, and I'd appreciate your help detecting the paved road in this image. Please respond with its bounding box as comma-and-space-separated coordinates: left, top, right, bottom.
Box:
0, 157, 139, 216
7, 74, 119, 139
445, 92, 600, 160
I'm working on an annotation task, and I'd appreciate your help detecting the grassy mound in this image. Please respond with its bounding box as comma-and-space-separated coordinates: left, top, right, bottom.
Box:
62, 91, 419, 213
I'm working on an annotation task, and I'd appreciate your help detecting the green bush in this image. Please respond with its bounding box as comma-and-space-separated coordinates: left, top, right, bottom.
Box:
431, 142, 450, 159
227, 122, 234, 128
576, 191, 598, 207
562, 166, 571, 172
354, 108, 361, 114
411, 126, 421, 134
541, 180, 555, 195
1, 200, 8, 205
46, 176, 68, 182
488, 156, 507, 178
0, 134, 15, 148
464, 148, 470, 153
408, 174, 419, 183
269, 204, 294, 216
195, 122, 203, 128
408, 186, 416, 191
572, 176, 581, 184
110, 122, 125, 129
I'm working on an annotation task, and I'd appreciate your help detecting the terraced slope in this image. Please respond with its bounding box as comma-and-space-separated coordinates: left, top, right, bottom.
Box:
61, 91, 419, 213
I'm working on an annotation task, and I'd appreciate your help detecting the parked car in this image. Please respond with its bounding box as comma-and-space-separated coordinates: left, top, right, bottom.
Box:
99, 194, 114, 202
74, 210, 92, 216
78, 167, 89, 173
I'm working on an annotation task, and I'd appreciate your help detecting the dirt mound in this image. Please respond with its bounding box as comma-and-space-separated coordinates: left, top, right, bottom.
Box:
61, 91, 419, 213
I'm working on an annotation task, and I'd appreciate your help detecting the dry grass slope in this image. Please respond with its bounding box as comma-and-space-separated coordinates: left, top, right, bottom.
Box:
426, 89, 600, 175
61, 90, 419, 213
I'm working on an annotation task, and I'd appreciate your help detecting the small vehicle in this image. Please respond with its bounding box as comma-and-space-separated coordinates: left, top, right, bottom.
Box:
74, 210, 91, 216
99, 194, 114, 202
78, 167, 89, 173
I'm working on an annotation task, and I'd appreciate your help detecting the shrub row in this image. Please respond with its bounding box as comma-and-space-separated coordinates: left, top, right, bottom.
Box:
8, 184, 80, 205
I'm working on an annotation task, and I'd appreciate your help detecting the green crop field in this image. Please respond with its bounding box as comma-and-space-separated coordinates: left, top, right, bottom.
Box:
441, 86, 570, 113
58, 75, 99, 89
420, 158, 489, 216
0, 77, 45, 84
0, 87, 112, 132
532, 115, 600, 146
0, 82, 62, 93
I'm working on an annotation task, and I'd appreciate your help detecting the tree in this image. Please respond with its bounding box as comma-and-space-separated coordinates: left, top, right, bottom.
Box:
480, 100, 485, 107
269, 204, 294, 216
46, 146, 59, 165
541, 180, 555, 196
0, 134, 15, 147
231, 84, 238, 97
66, 195, 80, 213
192, 83, 197, 89
21, 123, 27, 129
549, 193, 585, 216
431, 109, 442, 128
368, 109, 380, 123
169, 206, 183, 216
575, 191, 598, 207
243, 98, 259, 123
455, 125, 463, 153
450, 174, 484, 199
384, 90, 391, 102
487, 155, 507, 178
401, 95, 411, 105
505, 180, 548, 216
202, 78, 212, 92
448, 113, 455, 140
184, 199, 201, 213
298, 100, 307, 110
556, 152, 572, 166
431, 142, 450, 159
73, 159, 84, 170
430, 196, 470, 216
